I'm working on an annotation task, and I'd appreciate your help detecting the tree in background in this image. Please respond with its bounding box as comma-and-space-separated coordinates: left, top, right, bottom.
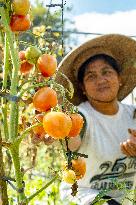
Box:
19, 0, 77, 59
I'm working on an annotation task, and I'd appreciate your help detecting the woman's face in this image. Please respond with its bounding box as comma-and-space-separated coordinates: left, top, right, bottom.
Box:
82, 59, 121, 103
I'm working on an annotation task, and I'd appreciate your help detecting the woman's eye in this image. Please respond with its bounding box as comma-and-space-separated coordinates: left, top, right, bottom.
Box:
103, 70, 112, 75
88, 75, 96, 79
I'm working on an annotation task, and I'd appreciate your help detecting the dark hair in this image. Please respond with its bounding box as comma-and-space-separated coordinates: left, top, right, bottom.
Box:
77, 54, 122, 83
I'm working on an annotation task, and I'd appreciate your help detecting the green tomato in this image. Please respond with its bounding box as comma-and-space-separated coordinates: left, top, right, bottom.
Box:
25, 46, 41, 64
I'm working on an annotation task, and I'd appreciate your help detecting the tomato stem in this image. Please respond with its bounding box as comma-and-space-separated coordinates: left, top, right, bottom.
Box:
24, 174, 59, 203
0, 7, 20, 141
0, 130, 9, 205
0, 6, 27, 203
18, 82, 50, 98
10, 144, 26, 202
65, 137, 72, 169
59, 139, 67, 160
16, 122, 42, 145
1, 30, 10, 142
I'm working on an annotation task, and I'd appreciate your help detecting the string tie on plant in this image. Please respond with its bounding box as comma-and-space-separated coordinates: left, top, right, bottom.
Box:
46, 3, 63, 8
1, 176, 25, 193
0, 91, 19, 102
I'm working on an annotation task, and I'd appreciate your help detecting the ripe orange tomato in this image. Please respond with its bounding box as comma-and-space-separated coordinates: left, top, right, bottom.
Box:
10, 14, 31, 32
12, 0, 30, 15
33, 87, 58, 112
68, 113, 84, 137
37, 54, 57, 77
62, 169, 76, 184
32, 114, 46, 139
19, 50, 33, 74
72, 157, 86, 180
43, 112, 72, 139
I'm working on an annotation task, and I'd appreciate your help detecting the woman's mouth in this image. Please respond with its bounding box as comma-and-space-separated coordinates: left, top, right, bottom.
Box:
97, 86, 110, 92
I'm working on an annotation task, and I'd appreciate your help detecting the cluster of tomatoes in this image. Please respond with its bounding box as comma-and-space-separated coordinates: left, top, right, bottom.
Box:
27, 53, 86, 185
10, 0, 31, 32
17, 42, 87, 185
18, 45, 57, 76
32, 84, 86, 184
62, 157, 86, 185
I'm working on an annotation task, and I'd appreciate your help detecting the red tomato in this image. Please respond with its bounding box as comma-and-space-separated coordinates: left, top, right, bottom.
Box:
10, 14, 31, 32
19, 50, 33, 74
37, 54, 57, 77
33, 87, 58, 112
12, 0, 30, 15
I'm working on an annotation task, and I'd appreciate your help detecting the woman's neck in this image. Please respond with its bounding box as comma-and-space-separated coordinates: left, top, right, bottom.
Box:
89, 98, 119, 115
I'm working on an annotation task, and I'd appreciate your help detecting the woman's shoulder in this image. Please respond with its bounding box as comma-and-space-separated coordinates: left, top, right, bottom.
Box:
120, 102, 136, 118
78, 101, 90, 114
77, 101, 91, 136
120, 102, 136, 110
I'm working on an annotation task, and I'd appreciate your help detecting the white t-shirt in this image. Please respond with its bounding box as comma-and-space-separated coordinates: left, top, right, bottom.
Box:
60, 101, 136, 205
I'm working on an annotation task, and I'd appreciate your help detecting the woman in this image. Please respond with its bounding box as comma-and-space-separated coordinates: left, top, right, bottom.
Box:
57, 34, 136, 205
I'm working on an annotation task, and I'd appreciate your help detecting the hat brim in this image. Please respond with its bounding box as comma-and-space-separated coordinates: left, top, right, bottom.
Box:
56, 34, 136, 105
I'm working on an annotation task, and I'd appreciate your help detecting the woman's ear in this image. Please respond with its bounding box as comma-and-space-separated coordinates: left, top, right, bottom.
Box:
118, 76, 122, 87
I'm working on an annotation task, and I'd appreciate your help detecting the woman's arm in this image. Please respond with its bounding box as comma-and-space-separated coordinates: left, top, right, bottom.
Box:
67, 135, 82, 151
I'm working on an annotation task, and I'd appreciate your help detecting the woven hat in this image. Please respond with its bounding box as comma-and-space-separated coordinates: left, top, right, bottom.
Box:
56, 34, 136, 105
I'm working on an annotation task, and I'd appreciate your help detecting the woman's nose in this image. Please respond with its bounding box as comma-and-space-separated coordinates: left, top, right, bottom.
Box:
96, 74, 107, 83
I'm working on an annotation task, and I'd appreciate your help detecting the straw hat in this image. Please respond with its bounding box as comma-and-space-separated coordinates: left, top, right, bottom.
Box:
56, 34, 136, 105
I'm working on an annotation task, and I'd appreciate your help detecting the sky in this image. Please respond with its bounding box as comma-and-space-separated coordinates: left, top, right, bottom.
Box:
37, 0, 136, 42
67, 0, 136, 15
30, 0, 136, 104
66, 0, 136, 44
40, 0, 136, 14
